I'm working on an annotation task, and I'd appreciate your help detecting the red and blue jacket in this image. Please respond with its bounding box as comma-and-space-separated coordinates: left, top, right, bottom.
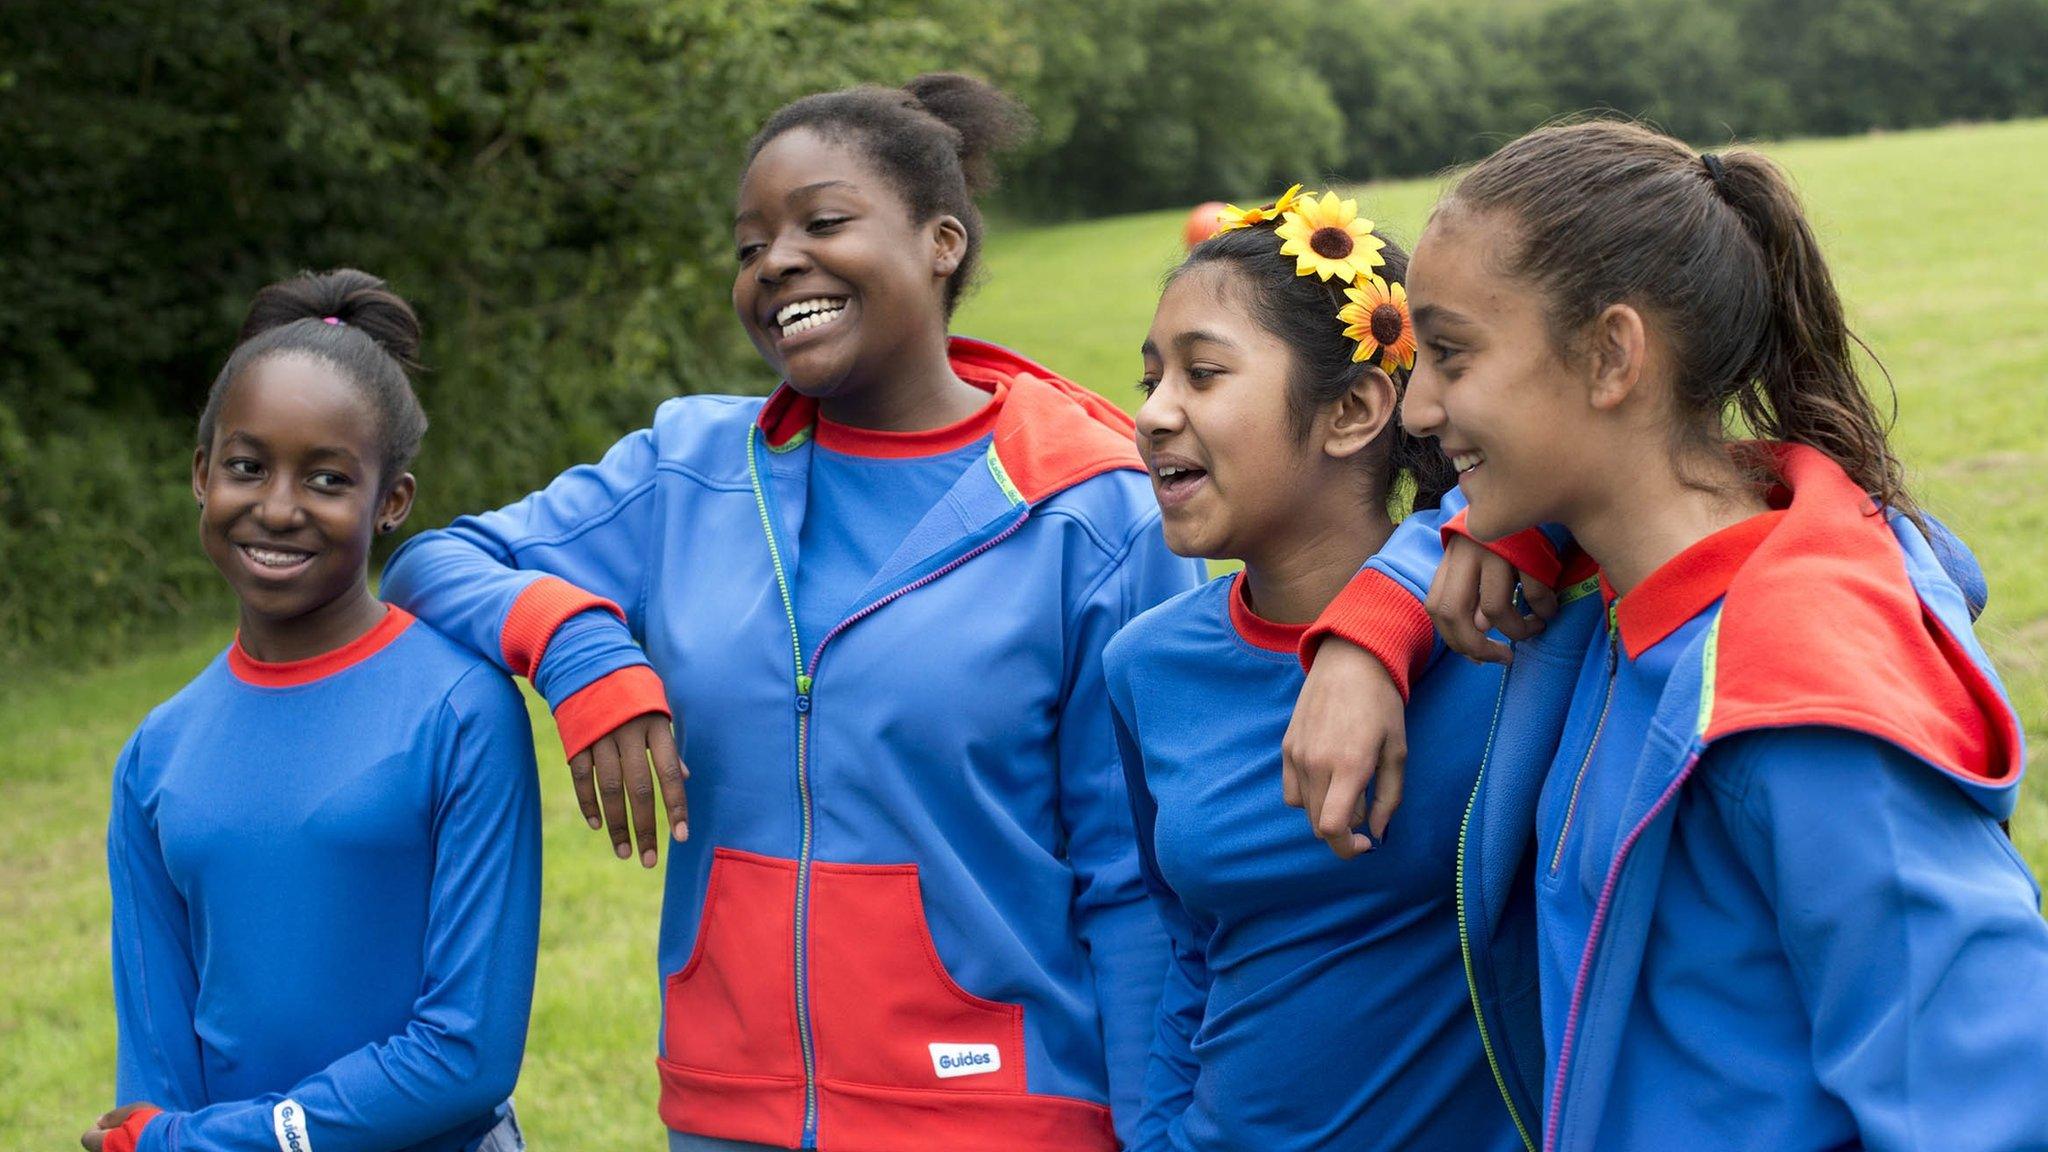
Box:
1310, 445, 2047, 1152
379, 338, 1205, 1152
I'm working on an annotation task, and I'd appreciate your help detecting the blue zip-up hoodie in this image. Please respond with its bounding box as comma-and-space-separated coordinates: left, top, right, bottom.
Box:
380, 338, 1205, 1152
1312, 445, 2047, 1152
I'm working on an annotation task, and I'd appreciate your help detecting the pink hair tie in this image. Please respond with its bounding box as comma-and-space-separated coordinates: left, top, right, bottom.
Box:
321, 316, 343, 325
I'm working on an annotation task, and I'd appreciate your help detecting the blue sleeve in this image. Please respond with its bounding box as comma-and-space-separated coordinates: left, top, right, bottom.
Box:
380, 420, 665, 710
1363, 487, 1469, 602
1711, 727, 2048, 1152
140, 669, 544, 1152
1916, 511, 1988, 620
1107, 681, 1209, 1152
1056, 516, 1202, 1145
109, 730, 209, 1112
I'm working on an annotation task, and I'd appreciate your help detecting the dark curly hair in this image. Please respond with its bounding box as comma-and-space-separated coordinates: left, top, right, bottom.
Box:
198, 268, 427, 487
747, 73, 1033, 318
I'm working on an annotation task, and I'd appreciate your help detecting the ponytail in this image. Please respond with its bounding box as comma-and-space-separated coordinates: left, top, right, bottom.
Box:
1444, 119, 1915, 519
1712, 152, 1914, 519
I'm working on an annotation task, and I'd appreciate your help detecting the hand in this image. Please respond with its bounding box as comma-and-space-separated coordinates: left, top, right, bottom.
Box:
1283, 638, 1407, 858
81, 1103, 155, 1151
1424, 534, 1558, 665
568, 712, 689, 867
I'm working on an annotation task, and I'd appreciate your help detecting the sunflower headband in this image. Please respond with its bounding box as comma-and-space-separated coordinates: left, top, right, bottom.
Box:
1216, 185, 1416, 375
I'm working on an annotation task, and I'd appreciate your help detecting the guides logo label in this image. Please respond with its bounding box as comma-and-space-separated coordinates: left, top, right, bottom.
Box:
272, 1098, 313, 1152
928, 1042, 1002, 1079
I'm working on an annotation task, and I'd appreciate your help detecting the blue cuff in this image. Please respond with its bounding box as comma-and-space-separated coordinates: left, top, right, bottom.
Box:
532, 609, 649, 710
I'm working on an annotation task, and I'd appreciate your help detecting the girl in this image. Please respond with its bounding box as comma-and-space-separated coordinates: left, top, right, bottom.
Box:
377, 75, 1202, 1151
1295, 121, 2048, 1151
1104, 196, 1545, 1150
89, 270, 541, 1152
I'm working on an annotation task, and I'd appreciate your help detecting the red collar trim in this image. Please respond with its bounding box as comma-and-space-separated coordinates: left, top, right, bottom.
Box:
815, 383, 1004, 458
1608, 511, 1785, 659
1229, 572, 1310, 653
756, 336, 1145, 500
229, 605, 414, 688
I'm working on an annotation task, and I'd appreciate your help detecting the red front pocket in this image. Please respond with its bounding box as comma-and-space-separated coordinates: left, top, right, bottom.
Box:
661, 848, 806, 1080
806, 860, 1025, 1093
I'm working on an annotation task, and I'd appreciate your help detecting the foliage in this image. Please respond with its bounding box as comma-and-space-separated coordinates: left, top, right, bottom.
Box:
4, 0, 2046, 659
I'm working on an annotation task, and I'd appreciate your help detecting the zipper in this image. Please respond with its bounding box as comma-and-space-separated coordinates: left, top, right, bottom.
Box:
747, 428, 821, 1146
1542, 614, 1720, 1152
1543, 751, 1702, 1151
748, 426, 1028, 1148
1548, 602, 1620, 877
1456, 663, 1538, 1152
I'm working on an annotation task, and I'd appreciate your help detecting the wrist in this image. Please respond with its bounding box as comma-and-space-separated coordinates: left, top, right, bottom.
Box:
555, 665, 670, 758
101, 1106, 164, 1152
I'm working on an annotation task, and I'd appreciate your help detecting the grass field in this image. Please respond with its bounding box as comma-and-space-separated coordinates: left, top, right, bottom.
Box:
3, 118, 2044, 1148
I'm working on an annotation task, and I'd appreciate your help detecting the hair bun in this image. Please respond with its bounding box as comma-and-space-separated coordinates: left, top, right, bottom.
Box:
902, 72, 1033, 196
236, 268, 422, 374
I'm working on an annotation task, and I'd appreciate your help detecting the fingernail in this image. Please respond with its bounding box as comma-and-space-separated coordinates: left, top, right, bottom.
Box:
642, 849, 658, 868
674, 822, 689, 842
614, 842, 631, 859
587, 816, 602, 830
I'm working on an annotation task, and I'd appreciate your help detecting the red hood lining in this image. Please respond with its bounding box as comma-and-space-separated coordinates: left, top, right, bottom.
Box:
1699, 443, 2019, 789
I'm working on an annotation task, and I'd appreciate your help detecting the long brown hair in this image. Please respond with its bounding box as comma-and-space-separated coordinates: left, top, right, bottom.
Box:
1442, 119, 1914, 518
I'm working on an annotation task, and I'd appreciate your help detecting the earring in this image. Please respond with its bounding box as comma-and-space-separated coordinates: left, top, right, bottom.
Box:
378, 522, 394, 535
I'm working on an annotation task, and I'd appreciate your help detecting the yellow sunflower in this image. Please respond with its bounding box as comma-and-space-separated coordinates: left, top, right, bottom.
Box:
1274, 190, 1386, 281
1339, 275, 1417, 373
1216, 183, 1306, 232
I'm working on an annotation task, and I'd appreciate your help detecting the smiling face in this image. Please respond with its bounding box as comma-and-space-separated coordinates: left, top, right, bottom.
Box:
1136, 264, 1386, 568
193, 353, 413, 633
731, 128, 965, 405
1400, 209, 1604, 541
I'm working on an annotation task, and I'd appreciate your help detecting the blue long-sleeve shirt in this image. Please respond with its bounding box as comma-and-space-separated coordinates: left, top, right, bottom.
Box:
109, 606, 542, 1152
1106, 573, 1525, 1152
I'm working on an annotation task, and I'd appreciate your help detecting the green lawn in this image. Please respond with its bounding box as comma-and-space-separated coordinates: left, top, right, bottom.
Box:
3, 118, 2044, 1148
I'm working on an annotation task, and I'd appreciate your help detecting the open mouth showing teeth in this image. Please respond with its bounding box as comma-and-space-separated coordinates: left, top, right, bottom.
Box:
774, 298, 849, 338
1451, 451, 1485, 475
1155, 464, 1208, 490
241, 544, 313, 569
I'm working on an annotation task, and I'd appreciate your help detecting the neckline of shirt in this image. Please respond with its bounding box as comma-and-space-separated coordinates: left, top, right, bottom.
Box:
228, 603, 414, 688
814, 383, 1005, 459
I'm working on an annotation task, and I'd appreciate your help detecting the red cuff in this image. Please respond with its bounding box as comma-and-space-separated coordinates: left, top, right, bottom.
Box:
500, 576, 627, 680
554, 664, 670, 758
1441, 510, 1564, 589
1299, 568, 1435, 701
101, 1106, 164, 1152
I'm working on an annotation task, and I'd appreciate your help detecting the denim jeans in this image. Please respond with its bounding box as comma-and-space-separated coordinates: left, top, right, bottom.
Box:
473, 1104, 526, 1151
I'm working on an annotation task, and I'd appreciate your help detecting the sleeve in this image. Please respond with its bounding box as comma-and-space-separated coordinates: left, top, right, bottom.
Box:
1107, 682, 1210, 1152
1298, 487, 1565, 697
109, 730, 209, 1113
379, 422, 674, 757
137, 669, 545, 1152
1055, 516, 1205, 1146
1709, 727, 2048, 1152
